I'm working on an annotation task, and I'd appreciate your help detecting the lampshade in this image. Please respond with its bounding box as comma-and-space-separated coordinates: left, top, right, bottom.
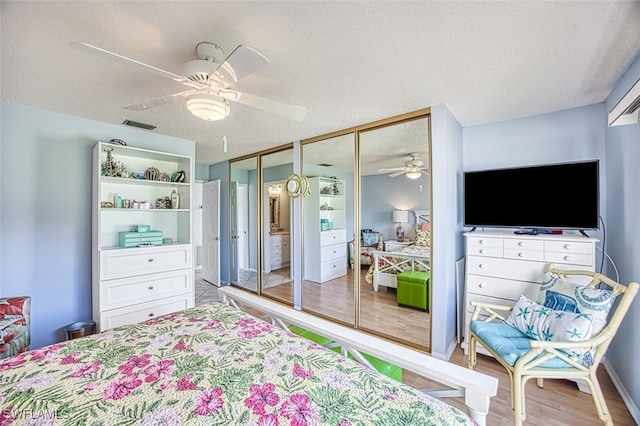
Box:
186, 93, 230, 121
405, 171, 422, 180
392, 210, 409, 223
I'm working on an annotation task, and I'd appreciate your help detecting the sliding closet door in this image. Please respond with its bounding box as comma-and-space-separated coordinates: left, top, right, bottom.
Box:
358, 116, 431, 351
301, 133, 356, 327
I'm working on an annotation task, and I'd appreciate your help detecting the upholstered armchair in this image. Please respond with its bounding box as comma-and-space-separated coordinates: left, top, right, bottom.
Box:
349, 231, 384, 269
0, 296, 31, 360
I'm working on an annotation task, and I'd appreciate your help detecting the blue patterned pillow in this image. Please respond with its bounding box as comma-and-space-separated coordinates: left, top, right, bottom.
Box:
505, 295, 595, 365
362, 232, 379, 247
539, 272, 616, 335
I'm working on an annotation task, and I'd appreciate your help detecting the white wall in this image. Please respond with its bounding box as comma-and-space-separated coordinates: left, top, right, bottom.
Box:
603, 53, 640, 421
0, 102, 195, 348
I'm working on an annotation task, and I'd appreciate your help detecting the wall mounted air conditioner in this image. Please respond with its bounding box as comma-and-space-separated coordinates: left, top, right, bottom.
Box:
608, 78, 640, 126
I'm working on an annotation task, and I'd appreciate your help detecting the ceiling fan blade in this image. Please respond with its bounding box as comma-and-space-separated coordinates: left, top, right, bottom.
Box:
70, 42, 200, 89
122, 90, 197, 111
219, 89, 308, 121
211, 45, 269, 88
388, 170, 407, 178
377, 167, 405, 173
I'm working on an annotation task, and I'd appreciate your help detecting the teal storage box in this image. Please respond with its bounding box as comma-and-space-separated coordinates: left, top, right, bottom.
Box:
397, 270, 430, 312
118, 230, 163, 248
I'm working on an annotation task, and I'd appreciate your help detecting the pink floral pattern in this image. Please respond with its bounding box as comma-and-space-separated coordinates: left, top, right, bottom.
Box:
0, 303, 477, 425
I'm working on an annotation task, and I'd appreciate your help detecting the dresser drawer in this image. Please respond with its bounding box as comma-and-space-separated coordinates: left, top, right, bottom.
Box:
100, 269, 193, 310
504, 238, 544, 251
544, 251, 593, 267
467, 236, 503, 249
320, 229, 346, 246
321, 243, 344, 261
320, 258, 346, 282
467, 274, 540, 301
99, 295, 193, 331
466, 256, 547, 282
503, 248, 544, 261
100, 245, 192, 280
545, 240, 593, 255
465, 292, 518, 315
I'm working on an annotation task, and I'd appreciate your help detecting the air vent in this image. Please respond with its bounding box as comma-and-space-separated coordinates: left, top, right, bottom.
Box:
609, 78, 640, 127
317, 163, 333, 167
122, 120, 156, 131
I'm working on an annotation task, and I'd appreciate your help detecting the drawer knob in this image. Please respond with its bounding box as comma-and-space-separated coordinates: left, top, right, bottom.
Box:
518, 252, 525, 257
479, 240, 485, 245
564, 256, 571, 261
518, 242, 524, 247
479, 249, 485, 254
148, 286, 154, 290
148, 313, 154, 317
478, 264, 485, 269
564, 244, 571, 250
478, 283, 486, 288
148, 258, 154, 263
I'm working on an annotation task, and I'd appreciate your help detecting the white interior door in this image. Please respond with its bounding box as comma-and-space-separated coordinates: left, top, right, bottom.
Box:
194, 182, 203, 269
202, 180, 220, 285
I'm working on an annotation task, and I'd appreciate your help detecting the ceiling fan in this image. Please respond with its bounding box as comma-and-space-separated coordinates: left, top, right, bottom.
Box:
70, 41, 308, 122
377, 153, 428, 179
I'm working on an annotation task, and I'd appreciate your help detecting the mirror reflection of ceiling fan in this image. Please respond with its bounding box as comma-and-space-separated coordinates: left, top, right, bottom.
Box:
70, 41, 308, 122
378, 153, 428, 179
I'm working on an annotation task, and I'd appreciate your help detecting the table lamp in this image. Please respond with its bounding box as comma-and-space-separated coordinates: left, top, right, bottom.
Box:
393, 210, 409, 241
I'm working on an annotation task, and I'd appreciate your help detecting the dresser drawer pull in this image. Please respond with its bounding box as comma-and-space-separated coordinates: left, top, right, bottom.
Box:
148, 258, 154, 263
479, 249, 485, 254
148, 313, 154, 317
479, 240, 485, 245
148, 286, 154, 290
478, 283, 486, 288
518, 252, 525, 257
518, 241, 524, 247
564, 244, 572, 250
564, 256, 571, 261
478, 263, 485, 269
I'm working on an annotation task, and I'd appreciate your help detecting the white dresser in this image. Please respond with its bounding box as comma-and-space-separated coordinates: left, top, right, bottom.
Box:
270, 232, 290, 270
92, 142, 195, 332
461, 231, 598, 354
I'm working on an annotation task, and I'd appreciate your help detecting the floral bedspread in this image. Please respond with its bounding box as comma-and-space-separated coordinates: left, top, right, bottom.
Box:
366, 244, 431, 284
0, 302, 476, 426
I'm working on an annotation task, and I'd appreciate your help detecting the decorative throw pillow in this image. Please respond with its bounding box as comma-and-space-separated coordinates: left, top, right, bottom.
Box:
414, 228, 430, 247
362, 232, 379, 247
505, 295, 595, 364
420, 221, 430, 231
539, 272, 616, 336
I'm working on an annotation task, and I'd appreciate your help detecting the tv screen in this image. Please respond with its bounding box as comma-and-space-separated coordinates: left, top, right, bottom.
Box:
463, 160, 599, 231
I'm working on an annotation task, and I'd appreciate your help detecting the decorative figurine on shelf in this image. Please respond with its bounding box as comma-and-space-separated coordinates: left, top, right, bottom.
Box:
171, 171, 186, 183
144, 167, 160, 181
331, 182, 339, 195
170, 190, 180, 209
101, 148, 128, 177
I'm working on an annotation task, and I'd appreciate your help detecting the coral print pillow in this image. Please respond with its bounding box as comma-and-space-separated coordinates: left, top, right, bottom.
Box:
539, 272, 616, 335
414, 229, 430, 247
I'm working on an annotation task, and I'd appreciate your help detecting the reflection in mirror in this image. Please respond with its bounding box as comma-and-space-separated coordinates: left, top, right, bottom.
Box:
261, 148, 294, 304
359, 116, 431, 351
302, 133, 355, 326
230, 157, 258, 292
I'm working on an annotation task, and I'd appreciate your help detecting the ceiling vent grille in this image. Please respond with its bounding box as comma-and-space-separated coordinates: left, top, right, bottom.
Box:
122, 120, 156, 131
608, 78, 640, 127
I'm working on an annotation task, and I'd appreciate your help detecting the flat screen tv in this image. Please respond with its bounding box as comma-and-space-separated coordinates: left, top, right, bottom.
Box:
463, 160, 599, 232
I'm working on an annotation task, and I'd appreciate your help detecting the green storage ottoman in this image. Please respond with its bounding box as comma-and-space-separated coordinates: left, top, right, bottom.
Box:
397, 270, 430, 312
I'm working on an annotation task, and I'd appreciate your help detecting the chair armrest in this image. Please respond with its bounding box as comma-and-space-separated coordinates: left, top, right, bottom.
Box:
0, 296, 31, 326
470, 301, 515, 322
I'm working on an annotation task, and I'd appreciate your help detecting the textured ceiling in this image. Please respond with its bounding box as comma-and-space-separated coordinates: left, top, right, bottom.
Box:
2, 1, 640, 166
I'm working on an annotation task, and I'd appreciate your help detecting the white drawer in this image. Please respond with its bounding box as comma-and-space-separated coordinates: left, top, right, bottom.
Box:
545, 240, 593, 255
321, 243, 344, 261
99, 295, 193, 331
100, 269, 193, 310
320, 259, 346, 282
320, 229, 346, 246
465, 292, 518, 314
467, 274, 540, 301
466, 236, 503, 249
271, 241, 283, 250
544, 251, 593, 267
100, 245, 192, 280
504, 239, 544, 251
504, 248, 544, 261
466, 256, 547, 282
467, 246, 503, 257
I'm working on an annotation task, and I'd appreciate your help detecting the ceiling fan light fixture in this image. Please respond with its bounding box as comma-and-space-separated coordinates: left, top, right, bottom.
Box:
186, 93, 229, 121
405, 171, 422, 180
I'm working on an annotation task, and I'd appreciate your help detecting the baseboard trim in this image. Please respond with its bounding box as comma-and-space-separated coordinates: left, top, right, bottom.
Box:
603, 358, 640, 423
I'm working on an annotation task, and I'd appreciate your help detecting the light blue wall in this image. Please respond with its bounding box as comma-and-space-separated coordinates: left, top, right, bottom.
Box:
0, 102, 195, 349
604, 53, 640, 418
361, 174, 429, 241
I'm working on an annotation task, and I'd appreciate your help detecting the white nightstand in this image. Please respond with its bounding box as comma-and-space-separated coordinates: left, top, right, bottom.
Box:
384, 240, 413, 252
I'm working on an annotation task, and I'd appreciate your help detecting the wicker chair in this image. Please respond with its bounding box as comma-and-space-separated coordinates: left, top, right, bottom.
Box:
467, 266, 638, 426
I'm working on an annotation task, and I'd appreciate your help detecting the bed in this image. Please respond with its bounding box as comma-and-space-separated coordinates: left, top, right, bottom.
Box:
366, 210, 431, 291
0, 301, 480, 425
